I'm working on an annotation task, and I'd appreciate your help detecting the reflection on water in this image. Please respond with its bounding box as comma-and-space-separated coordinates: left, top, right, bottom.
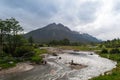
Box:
0, 51, 116, 80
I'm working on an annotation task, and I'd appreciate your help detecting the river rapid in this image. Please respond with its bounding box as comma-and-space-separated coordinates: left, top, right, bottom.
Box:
0, 50, 116, 80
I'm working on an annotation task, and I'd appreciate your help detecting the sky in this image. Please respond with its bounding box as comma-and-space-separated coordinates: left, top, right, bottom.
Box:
0, 0, 120, 40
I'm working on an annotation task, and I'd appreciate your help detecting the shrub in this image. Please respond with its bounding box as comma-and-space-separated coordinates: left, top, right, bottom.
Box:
34, 49, 47, 55
0, 56, 15, 64
0, 62, 16, 69
0, 51, 8, 57
14, 46, 34, 57
110, 48, 120, 54
101, 48, 108, 53
0, 56, 16, 69
30, 56, 42, 64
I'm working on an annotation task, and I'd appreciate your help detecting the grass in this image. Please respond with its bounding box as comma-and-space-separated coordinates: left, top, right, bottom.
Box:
30, 48, 47, 64
0, 56, 16, 69
34, 48, 47, 55
0, 63, 16, 69
58, 45, 100, 51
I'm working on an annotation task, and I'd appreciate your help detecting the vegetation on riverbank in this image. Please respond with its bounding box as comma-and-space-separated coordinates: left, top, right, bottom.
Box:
90, 39, 120, 80
0, 18, 47, 69
58, 45, 100, 51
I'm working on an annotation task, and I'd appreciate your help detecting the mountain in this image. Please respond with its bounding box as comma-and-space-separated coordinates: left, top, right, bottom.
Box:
24, 23, 101, 43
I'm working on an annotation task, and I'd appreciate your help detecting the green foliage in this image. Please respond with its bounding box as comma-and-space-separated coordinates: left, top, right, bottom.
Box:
49, 38, 70, 46
28, 36, 34, 46
0, 18, 25, 56
60, 38, 70, 45
101, 48, 108, 53
110, 48, 120, 54
0, 56, 14, 64
30, 56, 42, 64
0, 56, 16, 69
0, 18, 48, 69
91, 39, 120, 80
102, 38, 120, 48
14, 46, 34, 57
34, 49, 47, 55
0, 62, 16, 69
29, 49, 47, 64
0, 51, 8, 57
58, 45, 98, 51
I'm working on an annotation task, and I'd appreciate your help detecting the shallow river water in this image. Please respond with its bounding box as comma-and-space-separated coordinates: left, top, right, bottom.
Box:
0, 51, 116, 80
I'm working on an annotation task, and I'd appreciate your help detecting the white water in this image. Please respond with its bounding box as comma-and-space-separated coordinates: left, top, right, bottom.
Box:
47, 51, 116, 80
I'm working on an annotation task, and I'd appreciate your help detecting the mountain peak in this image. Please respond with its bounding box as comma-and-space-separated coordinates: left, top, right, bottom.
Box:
46, 23, 56, 27
47, 23, 66, 27
57, 23, 64, 26
43, 23, 71, 32
46, 23, 63, 27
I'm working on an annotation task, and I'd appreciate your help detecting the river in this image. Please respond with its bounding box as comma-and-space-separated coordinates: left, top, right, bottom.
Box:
0, 50, 116, 80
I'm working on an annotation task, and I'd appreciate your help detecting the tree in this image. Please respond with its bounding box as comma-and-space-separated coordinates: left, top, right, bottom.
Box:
0, 20, 3, 50
49, 40, 58, 46
61, 38, 70, 45
5, 18, 23, 51
28, 36, 34, 46
0, 18, 24, 56
0, 19, 6, 54
110, 48, 120, 54
101, 48, 108, 53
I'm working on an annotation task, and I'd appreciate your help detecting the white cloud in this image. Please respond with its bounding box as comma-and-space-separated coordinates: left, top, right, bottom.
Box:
74, 0, 120, 40
0, 0, 120, 40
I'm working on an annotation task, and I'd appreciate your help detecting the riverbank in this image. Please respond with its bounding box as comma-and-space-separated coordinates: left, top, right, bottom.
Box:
0, 62, 34, 75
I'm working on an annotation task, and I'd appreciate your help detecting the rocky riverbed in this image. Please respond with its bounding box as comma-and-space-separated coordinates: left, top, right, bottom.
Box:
0, 48, 117, 80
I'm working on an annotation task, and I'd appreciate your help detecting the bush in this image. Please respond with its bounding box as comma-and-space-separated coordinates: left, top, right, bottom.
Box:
0, 63, 16, 69
110, 48, 120, 54
0, 56, 16, 69
0, 51, 8, 57
34, 49, 47, 55
14, 46, 34, 57
101, 48, 108, 53
30, 56, 42, 64
0, 56, 15, 64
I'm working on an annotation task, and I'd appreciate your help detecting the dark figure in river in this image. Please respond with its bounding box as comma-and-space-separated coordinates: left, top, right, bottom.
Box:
59, 57, 62, 59
71, 60, 74, 65
42, 60, 47, 64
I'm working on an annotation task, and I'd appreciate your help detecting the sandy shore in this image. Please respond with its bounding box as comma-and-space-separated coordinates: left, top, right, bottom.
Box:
0, 63, 34, 75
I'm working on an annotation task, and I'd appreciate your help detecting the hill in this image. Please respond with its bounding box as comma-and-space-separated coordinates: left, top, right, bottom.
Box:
24, 23, 101, 43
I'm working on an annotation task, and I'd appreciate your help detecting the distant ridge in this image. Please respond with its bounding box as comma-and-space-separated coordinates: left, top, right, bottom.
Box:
24, 23, 101, 43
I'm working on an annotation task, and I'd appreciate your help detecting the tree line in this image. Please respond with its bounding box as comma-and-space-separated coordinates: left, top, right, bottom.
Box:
100, 38, 120, 54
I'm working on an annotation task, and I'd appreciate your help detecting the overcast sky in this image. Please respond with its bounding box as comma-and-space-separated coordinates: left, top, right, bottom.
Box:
0, 0, 120, 40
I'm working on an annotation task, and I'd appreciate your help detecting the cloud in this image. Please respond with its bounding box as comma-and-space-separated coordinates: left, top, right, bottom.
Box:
78, 1, 101, 24
74, 0, 120, 40
0, 0, 120, 40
